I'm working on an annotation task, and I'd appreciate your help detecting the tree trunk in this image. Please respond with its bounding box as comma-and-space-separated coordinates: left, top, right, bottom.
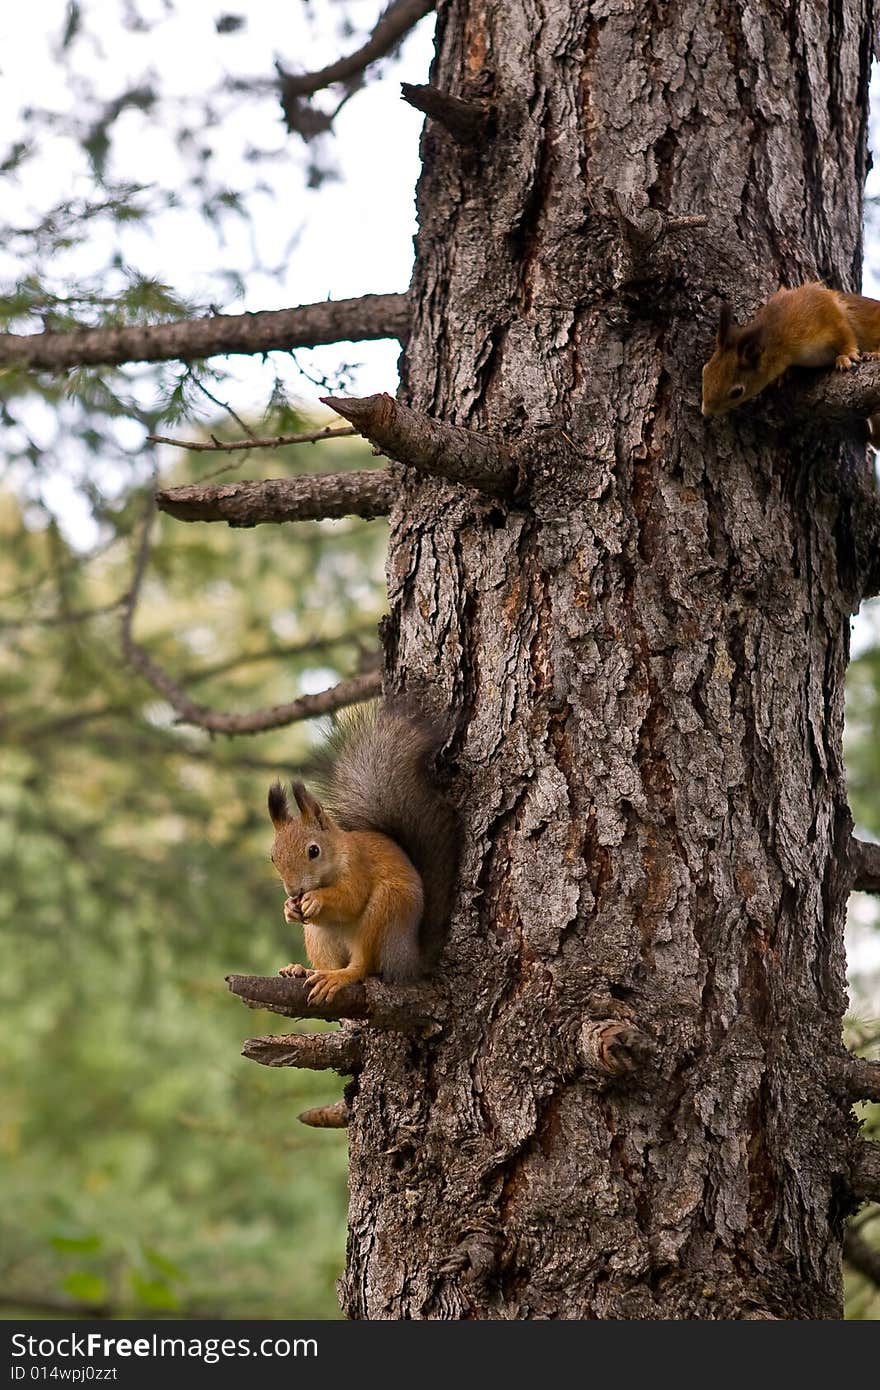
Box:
341, 0, 876, 1318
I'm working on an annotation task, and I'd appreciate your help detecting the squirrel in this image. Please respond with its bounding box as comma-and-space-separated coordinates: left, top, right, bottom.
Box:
700, 281, 880, 441
267, 700, 460, 1006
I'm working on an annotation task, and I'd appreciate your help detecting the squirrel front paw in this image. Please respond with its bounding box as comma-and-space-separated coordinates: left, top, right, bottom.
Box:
279, 962, 309, 978
306, 969, 349, 1005
835, 352, 858, 370
283, 895, 304, 924
299, 890, 323, 922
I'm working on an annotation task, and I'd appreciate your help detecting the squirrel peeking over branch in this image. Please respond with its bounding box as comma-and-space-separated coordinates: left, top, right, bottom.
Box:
701, 281, 880, 442
268, 700, 460, 1006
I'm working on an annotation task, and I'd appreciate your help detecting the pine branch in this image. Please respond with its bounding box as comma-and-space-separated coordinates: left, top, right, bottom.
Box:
845, 1228, 880, 1287
242, 1031, 363, 1072
156, 469, 395, 527
851, 837, 880, 892
121, 501, 381, 732
852, 1142, 880, 1204
279, 0, 435, 103
321, 392, 517, 495
147, 425, 356, 454
226, 972, 441, 1033
0, 294, 410, 371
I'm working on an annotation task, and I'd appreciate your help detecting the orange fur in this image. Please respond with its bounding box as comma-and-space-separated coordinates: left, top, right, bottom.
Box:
269, 784, 423, 1004
701, 282, 880, 439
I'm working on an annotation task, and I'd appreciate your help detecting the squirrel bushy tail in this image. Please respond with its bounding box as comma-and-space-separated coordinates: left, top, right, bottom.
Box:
315, 699, 460, 967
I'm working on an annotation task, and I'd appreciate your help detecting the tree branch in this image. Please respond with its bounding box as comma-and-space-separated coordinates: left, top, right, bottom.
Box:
839, 1054, 880, 1104
226, 972, 442, 1033
122, 501, 381, 732
147, 425, 356, 453
789, 357, 880, 422
852, 1142, 880, 1204
156, 469, 395, 527
400, 83, 492, 144
279, 0, 435, 103
321, 393, 517, 495
851, 837, 880, 892
0, 294, 410, 371
845, 1227, 880, 1287
298, 1100, 350, 1129
242, 1031, 363, 1072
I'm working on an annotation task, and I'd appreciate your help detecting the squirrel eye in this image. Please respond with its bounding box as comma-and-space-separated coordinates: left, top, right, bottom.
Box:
308, 843, 320, 860
729, 384, 745, 399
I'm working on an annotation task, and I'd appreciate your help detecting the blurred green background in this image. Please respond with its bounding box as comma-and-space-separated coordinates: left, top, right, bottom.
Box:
0, 3, 877, 1321
0, 432, 387, 1319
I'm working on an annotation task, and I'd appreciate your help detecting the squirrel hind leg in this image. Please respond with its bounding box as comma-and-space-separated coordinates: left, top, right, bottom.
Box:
378, 903, 423, 983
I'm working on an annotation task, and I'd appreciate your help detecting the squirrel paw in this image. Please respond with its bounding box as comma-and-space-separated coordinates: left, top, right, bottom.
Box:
835, 352, 858, 370
299, 890, 322, 922
860, 350, 880, 362
306, 970, 348, 1005
283, 896, 303, 924
279, 962, 309, 978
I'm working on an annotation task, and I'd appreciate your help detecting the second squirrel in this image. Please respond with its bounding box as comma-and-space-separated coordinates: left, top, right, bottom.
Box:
268, 701, 459, 1004
701, 281, 880, 440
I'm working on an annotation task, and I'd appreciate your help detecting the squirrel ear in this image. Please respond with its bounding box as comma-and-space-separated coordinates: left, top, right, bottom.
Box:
268, 781, 290, 827
717, 301, 733, 349
736, 323, 764, 369
291, 781, 330, 830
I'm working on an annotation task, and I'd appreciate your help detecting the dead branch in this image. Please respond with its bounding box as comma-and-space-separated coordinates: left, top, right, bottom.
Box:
0, 294, 410, 371
147, 425, 356, 454
851, 837, 880, 892
400, 82, 492, 144
156, 468, 395, 527
839, 1054, 880, 1104
298, 1100, 350, 1129
226, 971, 442, 1033
242, 1030, 364, 1072
321, 392, 517, 495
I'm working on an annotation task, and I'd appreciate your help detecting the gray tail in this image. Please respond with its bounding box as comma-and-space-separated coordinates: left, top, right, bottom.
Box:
315, 699, 460, 968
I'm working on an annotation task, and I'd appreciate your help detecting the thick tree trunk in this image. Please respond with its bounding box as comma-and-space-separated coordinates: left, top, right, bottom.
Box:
341, 0, 876, 1318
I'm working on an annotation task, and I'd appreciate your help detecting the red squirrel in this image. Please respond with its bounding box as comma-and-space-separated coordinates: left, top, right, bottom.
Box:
268, 701, 460, 1005
701, 281, 880, 441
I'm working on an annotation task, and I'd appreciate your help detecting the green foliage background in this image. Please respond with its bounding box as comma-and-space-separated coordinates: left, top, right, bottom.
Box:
0, 435, 387, 1318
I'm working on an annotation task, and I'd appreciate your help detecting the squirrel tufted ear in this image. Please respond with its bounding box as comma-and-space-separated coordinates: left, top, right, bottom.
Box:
291, 781, 330, 830
736, 322, 764, 369
268, 781, 290, 827
717, 301, 733, 349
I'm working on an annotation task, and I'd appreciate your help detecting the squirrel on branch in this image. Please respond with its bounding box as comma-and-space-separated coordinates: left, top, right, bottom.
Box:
701, 281, 880, 441
268, 701, 460, 1006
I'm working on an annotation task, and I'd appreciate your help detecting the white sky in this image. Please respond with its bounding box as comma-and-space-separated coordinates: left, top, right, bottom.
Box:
0, 2, 878, 998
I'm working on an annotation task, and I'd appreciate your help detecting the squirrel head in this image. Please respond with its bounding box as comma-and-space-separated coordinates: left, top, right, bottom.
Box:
701, 302, 767, 416
268, 780, 345, 897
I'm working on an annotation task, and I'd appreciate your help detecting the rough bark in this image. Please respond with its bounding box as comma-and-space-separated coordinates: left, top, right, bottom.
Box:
340, 0, 876, 1320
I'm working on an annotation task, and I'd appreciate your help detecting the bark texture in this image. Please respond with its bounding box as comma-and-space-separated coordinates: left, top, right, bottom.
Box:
341, 0, 877, 1320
